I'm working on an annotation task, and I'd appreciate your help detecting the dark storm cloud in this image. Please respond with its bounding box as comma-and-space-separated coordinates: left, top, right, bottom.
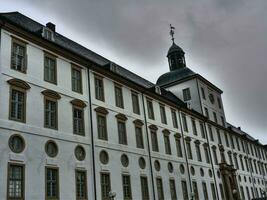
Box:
1, 0, 267, 142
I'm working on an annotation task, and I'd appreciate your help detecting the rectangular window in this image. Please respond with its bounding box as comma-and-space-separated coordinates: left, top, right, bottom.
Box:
195, 144, 202, 162
169, 179, 177, 200
11, 39, 27, 72
100, 173, 111, 200
224, 132, 229, 147
118, 121, 127, 145
151, 130, 159, 152
212, 148, 218, 165
156, 178, 164, 200
192, 181, 199, 200
217, 97, 222, 109
186, 141, 193, 160
44, 98, 57, 129
97, 114, 107, 140
164, 134, 171, 155
171, 109, 178, 128
44, 54, 57, 84
131, 92, 140, 114
192, 118, 197, 135
246, 186, 250, 200
204, 107, 209, 119
211, 183, 216, 200
240, 186, 245, 200
95, 76, 104, 101
147, 99, 154, 120
201, 87, 206, 100
73, 107, 84, 135
72, 66, 82, 93
159, 105, 167, 124
9, 88, 26, 122
115, 85, 124, 108
182, 114, 188, 132
217, 129, 222, 144
221, 116, 225, 127
181, 180, 189, 200
46, 167, 59, 200
183, 88, 191, 101
140, 176, 149, 200
76, 170, 87, 200
175, 138, 183, 157
122, 174, 132, 200
135, 126, 144, 149
200, 122, 206, 138
219, 183, 224, 200
7, 163, 24, 200
202, 182, 209, 200
208, 125, 214, 141
236, 137, 240, 151
230, 135, 235, 149
204, 146, 210, 163
213, 112, 217, 123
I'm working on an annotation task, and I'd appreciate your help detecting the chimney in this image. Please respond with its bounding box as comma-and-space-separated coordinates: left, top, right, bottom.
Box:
238, 127, 241, 130
46, 22, 55, 32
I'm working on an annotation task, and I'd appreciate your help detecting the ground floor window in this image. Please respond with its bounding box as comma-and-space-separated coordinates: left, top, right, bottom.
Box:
7, 163, 24, 200
46, 167, 59, 200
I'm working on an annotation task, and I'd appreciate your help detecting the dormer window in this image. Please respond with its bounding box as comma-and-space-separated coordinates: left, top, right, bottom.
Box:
42, 27, 54, 41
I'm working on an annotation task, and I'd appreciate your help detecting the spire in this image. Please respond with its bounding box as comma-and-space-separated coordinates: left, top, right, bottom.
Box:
169, 24, 175, 43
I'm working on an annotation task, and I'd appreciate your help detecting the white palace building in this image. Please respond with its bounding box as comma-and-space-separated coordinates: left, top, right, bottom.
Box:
0, 12, 266, 200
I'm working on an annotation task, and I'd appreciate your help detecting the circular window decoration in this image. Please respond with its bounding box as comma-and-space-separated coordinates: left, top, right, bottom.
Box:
190, 166, 195, 176
208, 169, 213, 177
99, 150, 109, 165
180, 164, 185, 174
168, 162, 173, 173
209, 93, 215, 104
139, 157, 146, 169
154, 160, 160, 171
121, 154, 129, 167
217, 171, 221, 178
75, 145, 86, 161
9, 134, 25, 153
200, 168, 204, 177
45, 140, 58, 157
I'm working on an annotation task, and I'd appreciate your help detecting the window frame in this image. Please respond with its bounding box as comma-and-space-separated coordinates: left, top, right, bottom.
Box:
44, 53, 57, 84
122, 174, 132, 200
146, 98, 154, 120
44, 96, 58, 130
182, 88, 191, 101
117, 118, 128, 145
72, 105, 85, 136
131, 91, 140, 115
45, 166, 59, 200
140, 176, 149, 200
94, 75, 105, 101
114, 84, 124, 108
10, 37, 27, 73
159, 104, 167, 124
75, 169, 88, 200
71, 65, 83, 94
135, 125, 144, 149
100, 172, 111, 200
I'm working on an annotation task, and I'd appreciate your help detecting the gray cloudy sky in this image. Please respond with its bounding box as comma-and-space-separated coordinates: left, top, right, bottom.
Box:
1, 0, 267, 143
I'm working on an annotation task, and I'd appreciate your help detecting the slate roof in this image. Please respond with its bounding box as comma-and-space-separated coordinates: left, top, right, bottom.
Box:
167, 42, 184, 55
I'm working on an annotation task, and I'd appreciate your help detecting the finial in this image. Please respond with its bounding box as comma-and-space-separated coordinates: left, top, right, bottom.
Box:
169, 24, 175, 43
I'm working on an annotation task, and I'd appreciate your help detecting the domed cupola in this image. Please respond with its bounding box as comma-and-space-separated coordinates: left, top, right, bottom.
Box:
167, 42, 186, 71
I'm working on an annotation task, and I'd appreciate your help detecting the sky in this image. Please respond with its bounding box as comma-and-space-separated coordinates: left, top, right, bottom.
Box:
1, 0, 267, 143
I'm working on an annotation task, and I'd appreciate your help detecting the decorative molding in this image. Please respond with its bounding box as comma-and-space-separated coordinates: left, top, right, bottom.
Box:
174, 133, 181, 139
7, 78, 31, 90
148, 124, 158, 131
70, 99, 86, 108
133, 119, 144, 126
194, 140, 200, 145
115, 113, 128, 121
41, 89, 61, 100
162, 129, 170, 135
94, 106, 109, 115
184, 136, 191, 142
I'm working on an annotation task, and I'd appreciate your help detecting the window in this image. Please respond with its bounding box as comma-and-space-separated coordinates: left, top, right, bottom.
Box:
100, 173, 111, 200
204, 107, 209, 119
99, 151, 109, 165
121, 154, 129, 167
97, 113, 107, 140
181, 180, 189, 200
156, 178, 164, 200
224, 132, 229, 147
115, 85, 124, 108
45, 140, 58, 158
9, 88, 26, 122
240, 186, 245, 200
192, 118, 197, 135
169, 179, 177, 200
212, 147, 218, 165
122, 175, 132, 200
139, 157, 146, 169
76, 170, 87, 200
140, 176, 149, 200
73, 107, 84, 135
131, 92, 140, 114
195, 142, 202, 162
95, 76, 104, 101
44, 98, 57, 129
11, 39, 27, 72
43, 28, 53, 40
192, 181, 199, 200
246, 186, 250, 200
219, 184, 224, 200
236, 137, 240, 151
213, 112, 217, 123
44, 54, 57, 84
221, 116, 225, 127
186, 141, 192, 160
150, 129, 159, 152
135, 126, 144, 149
183, 88, 191, 101
217, 97, 222, 109
202, 182, 209, 200
204, 145, 210, 163
75, 146, 86, 161
72, 66, 82, 93
159, 105, 167, 124
211, 183, 216, 200
118, 120, 127, 145
201, 87, 206, 100
46, 167, 59, 200
9, 134, 25, 153
164, 134, 171, 155
230, 135, 235, 149
175, 137, 183, 157
208, 125, 214, 141
147, 99, 154, 120
217, 129, 222, 144
7, 163, 24, 200
171, 109, 178, 128
181, 114, 188, 132
200, 122, 206, 138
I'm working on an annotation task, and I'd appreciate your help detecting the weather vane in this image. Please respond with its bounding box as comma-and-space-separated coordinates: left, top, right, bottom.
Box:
169, 24, 175, 43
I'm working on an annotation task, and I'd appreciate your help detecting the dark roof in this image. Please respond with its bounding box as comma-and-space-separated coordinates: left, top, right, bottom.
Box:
156, 67, 196, 86
0, 12, 154, 89
167, 42, 184, 55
